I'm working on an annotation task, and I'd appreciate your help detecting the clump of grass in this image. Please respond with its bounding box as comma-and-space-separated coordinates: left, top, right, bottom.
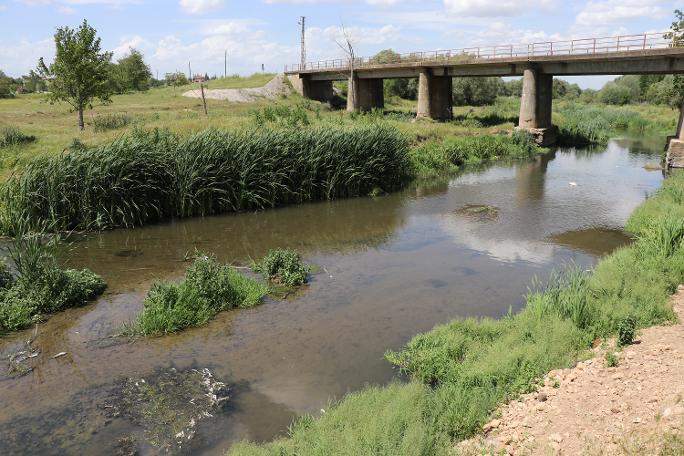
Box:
604, 352, 619, 367
1, 124, 411, 233
92, 113, 131, 132
254, 249, 310, 287
131, 256, 267, 336
410, 131, 540, 178
252, 103, 317, 128
0, 216, 106, 332
0, 126, 36, 148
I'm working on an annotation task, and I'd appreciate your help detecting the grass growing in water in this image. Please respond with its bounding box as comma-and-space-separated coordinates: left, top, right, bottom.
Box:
1, 124, 411, 233
232, 171, 684, 455
131, 256, 267, 336
0, 216, 106, 332
410, 130, 540, 177
254, 249, 310, 287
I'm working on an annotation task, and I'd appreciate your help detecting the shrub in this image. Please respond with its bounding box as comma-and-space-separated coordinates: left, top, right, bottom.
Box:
617, 316, 637, 347
254, 249, 310, 287
1, 125, 411, 233
0, 127, 36, 148
92, 113, 130, 132
134, 256, 267, 336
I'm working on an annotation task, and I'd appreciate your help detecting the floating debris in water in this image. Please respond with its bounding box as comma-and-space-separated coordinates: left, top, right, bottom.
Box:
106, 367, 229, 453
455, 204, 500, 222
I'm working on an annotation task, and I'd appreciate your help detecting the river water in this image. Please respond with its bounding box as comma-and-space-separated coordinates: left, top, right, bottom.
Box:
0, 137, 666, 455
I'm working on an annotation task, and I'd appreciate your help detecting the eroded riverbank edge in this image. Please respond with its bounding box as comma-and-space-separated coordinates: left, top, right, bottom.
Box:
460, 286, 684, 455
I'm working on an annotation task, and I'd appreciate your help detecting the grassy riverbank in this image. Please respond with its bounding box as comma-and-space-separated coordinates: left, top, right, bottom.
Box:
231, 171, 684, 455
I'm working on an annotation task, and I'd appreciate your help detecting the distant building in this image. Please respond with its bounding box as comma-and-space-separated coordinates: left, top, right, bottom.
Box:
192, 74, 208, 83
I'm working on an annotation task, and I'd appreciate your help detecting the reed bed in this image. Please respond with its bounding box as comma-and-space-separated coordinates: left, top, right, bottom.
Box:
1, 125, 411, 233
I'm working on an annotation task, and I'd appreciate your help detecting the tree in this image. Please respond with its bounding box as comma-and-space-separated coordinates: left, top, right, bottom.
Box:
665, 10, 684, 109
553, 79, 582, 100
37, 20, 113, 130
452, 77, 503, 106
22, 70, 48, 93
0, 70, 13, 98
113, 48, 152, 92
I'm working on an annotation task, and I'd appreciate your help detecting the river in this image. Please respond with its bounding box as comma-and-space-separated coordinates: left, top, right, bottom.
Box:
0, 137, 666, 455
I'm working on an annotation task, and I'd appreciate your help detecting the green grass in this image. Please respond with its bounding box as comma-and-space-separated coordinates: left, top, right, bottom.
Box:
130, 256, 267, 336
254, 249, 310, 287
409, 130, 541, 177
0, 124, 411, 233
231, 170, 684, 456
0, 217, 106, 332
0, 126, 36, 148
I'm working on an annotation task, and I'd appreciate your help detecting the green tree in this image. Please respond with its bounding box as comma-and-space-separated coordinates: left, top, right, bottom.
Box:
22, 70, 47, 93
553, 79, 582, 100
109, 48, 152, 93
665, 10, 684, 108
453, 77, 503, 106
598, 76, 641, 105
37, 20, 113, 130
0, 70, 13, 98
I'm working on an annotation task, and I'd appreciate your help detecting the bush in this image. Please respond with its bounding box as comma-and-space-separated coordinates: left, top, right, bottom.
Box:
617, 317, 637, 347
254, 249, 310, 287
1, 125, 411, 233
92, 113, 130, 132
0, 127, 36, 148
134, 256, 267, 336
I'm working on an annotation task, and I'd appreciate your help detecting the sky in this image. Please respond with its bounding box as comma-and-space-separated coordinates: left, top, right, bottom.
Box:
1, 0, 684, 88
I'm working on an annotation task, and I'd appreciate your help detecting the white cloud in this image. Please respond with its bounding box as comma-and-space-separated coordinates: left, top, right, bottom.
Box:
178, 0, 223, 14
443, 0, 557, 17
574, 0, 667, 28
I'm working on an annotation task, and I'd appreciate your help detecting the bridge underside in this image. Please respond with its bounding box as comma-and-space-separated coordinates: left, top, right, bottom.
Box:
289, 48, 684, 149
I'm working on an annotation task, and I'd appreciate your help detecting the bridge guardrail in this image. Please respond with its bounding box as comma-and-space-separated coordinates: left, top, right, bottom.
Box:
285, 32, 678, 73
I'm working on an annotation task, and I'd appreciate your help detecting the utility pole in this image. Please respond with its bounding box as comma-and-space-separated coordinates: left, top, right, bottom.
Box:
298, 16, 306, 70
224, 50, 227, 78
188, 61, 192, 80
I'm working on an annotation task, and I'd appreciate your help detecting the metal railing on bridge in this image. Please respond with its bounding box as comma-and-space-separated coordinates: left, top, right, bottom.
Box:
285, 32, 679, 73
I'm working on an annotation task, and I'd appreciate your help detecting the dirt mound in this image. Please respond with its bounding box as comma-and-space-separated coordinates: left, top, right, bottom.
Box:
459, 286, 684, 455
183, 74, 291, 103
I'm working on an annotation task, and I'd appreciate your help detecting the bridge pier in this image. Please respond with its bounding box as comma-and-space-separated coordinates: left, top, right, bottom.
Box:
416, 70, 453, 121
347, 77, 384, 112
288, 75, 334, 103
667, 99, 684, 168
517, 68, 558, 147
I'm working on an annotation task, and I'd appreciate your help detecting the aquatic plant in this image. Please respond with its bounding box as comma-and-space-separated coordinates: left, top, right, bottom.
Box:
0, 218, 106, 332
254, 249, 310, 287
133, 256, 267, 336
1, 124, 411, 233
410, 132, 539, 178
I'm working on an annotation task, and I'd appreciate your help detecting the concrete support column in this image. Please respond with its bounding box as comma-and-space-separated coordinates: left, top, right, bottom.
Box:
517, 68, 557, 146
347, 77, 384, 112
416, 70, 453, 121
666, 98, 684, 167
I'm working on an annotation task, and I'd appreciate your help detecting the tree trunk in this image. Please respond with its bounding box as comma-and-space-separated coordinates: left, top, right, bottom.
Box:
78, 106, 84, 131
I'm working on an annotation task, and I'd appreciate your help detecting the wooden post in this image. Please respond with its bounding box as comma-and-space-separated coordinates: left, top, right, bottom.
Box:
200, 83, 208, 115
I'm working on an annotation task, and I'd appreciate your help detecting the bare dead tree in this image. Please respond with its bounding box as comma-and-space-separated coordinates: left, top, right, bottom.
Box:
335, 24, 356, 110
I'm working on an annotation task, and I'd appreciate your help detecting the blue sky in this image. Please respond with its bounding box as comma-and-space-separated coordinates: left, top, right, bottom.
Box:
1, 0, 683, 88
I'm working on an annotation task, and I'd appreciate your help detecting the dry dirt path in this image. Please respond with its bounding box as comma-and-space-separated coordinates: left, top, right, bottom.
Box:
182, 74, 290, 103
458, 286, 684, 455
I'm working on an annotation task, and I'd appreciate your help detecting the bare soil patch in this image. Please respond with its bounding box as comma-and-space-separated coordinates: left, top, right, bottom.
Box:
182, 74, 290, 103
458, 286, 684, 455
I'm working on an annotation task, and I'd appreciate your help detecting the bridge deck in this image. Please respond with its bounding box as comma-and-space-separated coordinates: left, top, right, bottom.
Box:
287, 33, 684, 80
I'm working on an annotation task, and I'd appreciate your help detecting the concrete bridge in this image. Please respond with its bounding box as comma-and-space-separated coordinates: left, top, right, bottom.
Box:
286, 32, 684, 150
